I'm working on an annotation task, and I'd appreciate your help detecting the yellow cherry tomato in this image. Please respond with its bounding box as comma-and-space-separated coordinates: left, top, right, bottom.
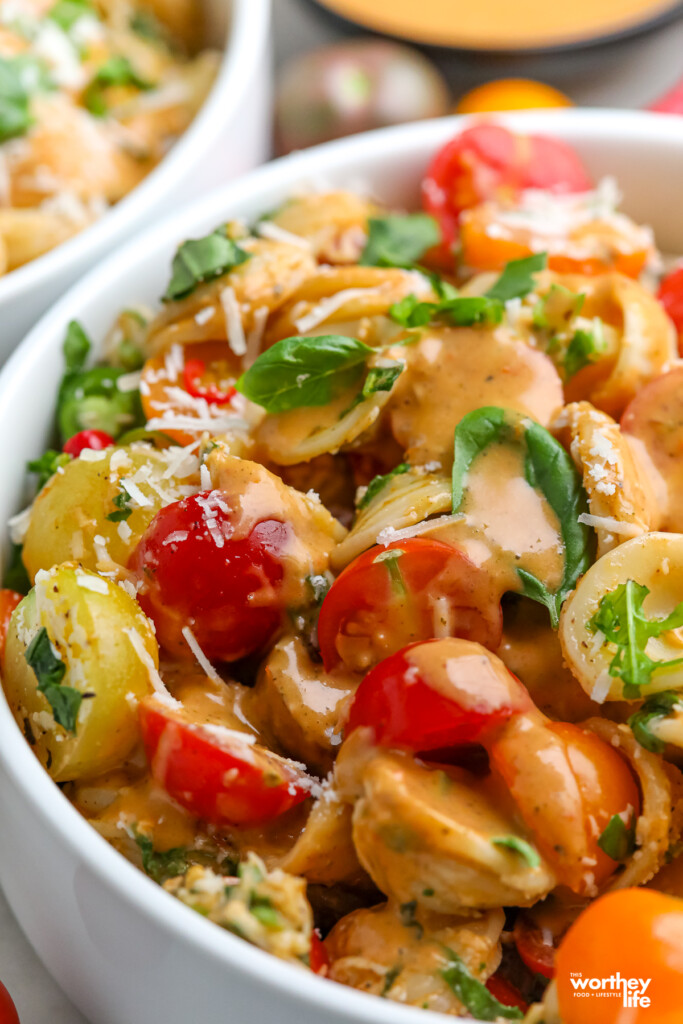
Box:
456, 79, 573, 114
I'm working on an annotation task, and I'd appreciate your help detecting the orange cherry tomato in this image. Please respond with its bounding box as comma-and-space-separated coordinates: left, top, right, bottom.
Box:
140, 341, 241, 445
0, 589, 22, 664
310, 930, 329, 975
485, 973, 529, 1012
0, 980, 19, 1024
139, 698, 311, 827
556, 889, 683, 1024
317, 538, 503, 674
456, 79, 573, 115
657, 265, 683, 349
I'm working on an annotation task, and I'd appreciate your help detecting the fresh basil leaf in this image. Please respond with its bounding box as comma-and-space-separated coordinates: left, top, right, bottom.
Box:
49, 0, 94, 31
360, 213, 441, 268
597, 814, 637, 862
0, 57, 33, 143
389, 293, 503, 330
3, 544, 30, 595
133, 828, 188, 884
84, 55, 152, 117
63, 319, 91, 373
27, 449, 72, 490
358, 462, 410, 511
491, 836, 541, 868
485, 253, 548, 303
564, 320, 608, 381
588, 581, 683, 698
362, 363, 403, 397
106, 484, 133, 522
532, 284, 585, 331
163, 229, 250, 302
629, 690, 682, 753
452, 407, 594, 627
441, 949, 523, 1021
236, 334, 372, 414
24, 626, 82, 733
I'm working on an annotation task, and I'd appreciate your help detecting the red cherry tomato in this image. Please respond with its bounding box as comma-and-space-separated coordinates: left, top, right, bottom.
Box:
183, 358, 236, 405
346, 638, 532, 752
657, 265, 683, 345
130, 491, 289, 662
649, 76, 683, 114
310, 930, 329, 975
0, 589, 22, 664
317, 538, 503, 674
62, 429, 115, 456
422, 124, 591, 264
0, 980, 20, 1024
139, 698, 311, 827
485, 973, 529, 1013
513, 911, 557, 979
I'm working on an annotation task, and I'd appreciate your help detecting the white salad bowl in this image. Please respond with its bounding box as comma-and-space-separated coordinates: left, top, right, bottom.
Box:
1, 110, 683, 1024
0, 0, 271, 365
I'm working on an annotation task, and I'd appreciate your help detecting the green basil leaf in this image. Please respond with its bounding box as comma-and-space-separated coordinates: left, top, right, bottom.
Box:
27, 449, 72, 490
24, 627, 82, 733
452, 407, 594, 627
106, 484, 133, 522
597, 813, 637, 862
49, 0, 94, 31
491, 835, 541, 868
358, 462, 410, 511
360, 213, 441, 268
389, 293, 503, 330
441, 949, 523, 1021
63, 319, 91, 373
532, 283, 585, 331
236, 334, 373, 414
485, 253, 548, 303
564, 320, 608, 381
381, 965, 402, 997
163, 229, 250, 302
133, 828, 188, 884
0, 57, 33, 143
84, 55, 152, 117
629, 690, 683, 753
3, 544, 30, 595
362, 363, 403, 397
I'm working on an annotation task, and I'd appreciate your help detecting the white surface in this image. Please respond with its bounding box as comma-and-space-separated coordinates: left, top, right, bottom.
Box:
0, 0, 272, 365
0, 110, 682, 1024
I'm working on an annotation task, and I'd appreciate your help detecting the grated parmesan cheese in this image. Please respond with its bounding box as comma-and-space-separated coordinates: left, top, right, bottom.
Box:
181, 625, 223, 684
577, 512, 641, 537
220, 286, 247, 357
294, 287, 381, 334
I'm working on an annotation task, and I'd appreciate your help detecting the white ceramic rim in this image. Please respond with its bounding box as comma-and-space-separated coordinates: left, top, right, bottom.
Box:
0, 0, 271, 309
2, 109, 683, 1024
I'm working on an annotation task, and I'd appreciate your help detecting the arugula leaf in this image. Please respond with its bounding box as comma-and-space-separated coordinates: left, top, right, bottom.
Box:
564, 320, 608, 381
236, 334, 373, 413
84, 55, 152, 117
24, 627, 82, 733
597, 813, 637, 862
358, 462, 410, 511
133, 829, 188, 884
629, 690, 682, 753
491, 835, 541, 868
27, 450, 71, 490
0, 57, 33, 143
588, 581, 683, 698
106, 484, 133, 522
163, 228, 250, 302
452, 407, 594, 627
63, 319, 91, 373
485, 253, 547, 303
49, 0, 94, 31
3, 543, 30, 595
389, 293, 503, 330
441, 949, 523, 1021
360, 213, 441, 268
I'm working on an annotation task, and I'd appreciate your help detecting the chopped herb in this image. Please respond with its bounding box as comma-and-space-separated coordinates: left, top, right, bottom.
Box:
532, 284, 585, 331
49, 0, 94, 31
129, 9, 166, 40
491, 836, 541, 868
399, 900, 423, 938
381, 964, 402, 997
597, 813, 637, 862
133, 829, 188, 884
24, 627, 82, 733
422, 888, 435, 898
588, 580, 683, 698
106, 483, 133, 522
116, 337, 145, 372
27, 450, 71, 490
63, 319, 91, 373
248, 893, 282, 929
564, 320, 608, 381
163, 228, 250, 302
629, 690, 682, 753
84, 55, 152, 117
358, 462, 410, 511
0, 57, 33, 143
373, 548, 406, 596
484, 253, 548, 303
441, 948, 523, 1020
360, 213, 441, 268
389, 292, 503, 330
362, 363, 403, 397
3, 543, 30, 594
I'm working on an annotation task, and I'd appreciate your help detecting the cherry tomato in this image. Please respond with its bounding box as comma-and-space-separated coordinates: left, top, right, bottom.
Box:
657, 265, 683, 344
485, 973, 529, 1012
0, 981, 19, 1024
513, 910, 557, 979
130, 491, 289, 662
139, 698, 310, 827
183, 358, 236, 405
555, 889, 683, 1024
346, 638, 532, 752
649, 76, 683, 114
456, 79, 572, 115
421, 124, 591, 264
62, 429, 114, 457
0, 590, 22, 664
317, 539, 503, 674
310, 930, 329, 975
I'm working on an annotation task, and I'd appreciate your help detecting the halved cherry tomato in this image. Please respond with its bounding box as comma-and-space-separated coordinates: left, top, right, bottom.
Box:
485, 973, 529, 1013
421, 124, 591, 264
556, 889, 683, 1024
346, 638, 532, 752
317, 539, 503, 674
139, 698, 310, 827
0, 590, 22, 664
657, 265, 683, 346
513, 910, 557, 979
130, 491, 289, 662
310, 930, 329, 975
0, 981, 19, 1024
140, 341, 241, 445
62, 429, 115, 457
